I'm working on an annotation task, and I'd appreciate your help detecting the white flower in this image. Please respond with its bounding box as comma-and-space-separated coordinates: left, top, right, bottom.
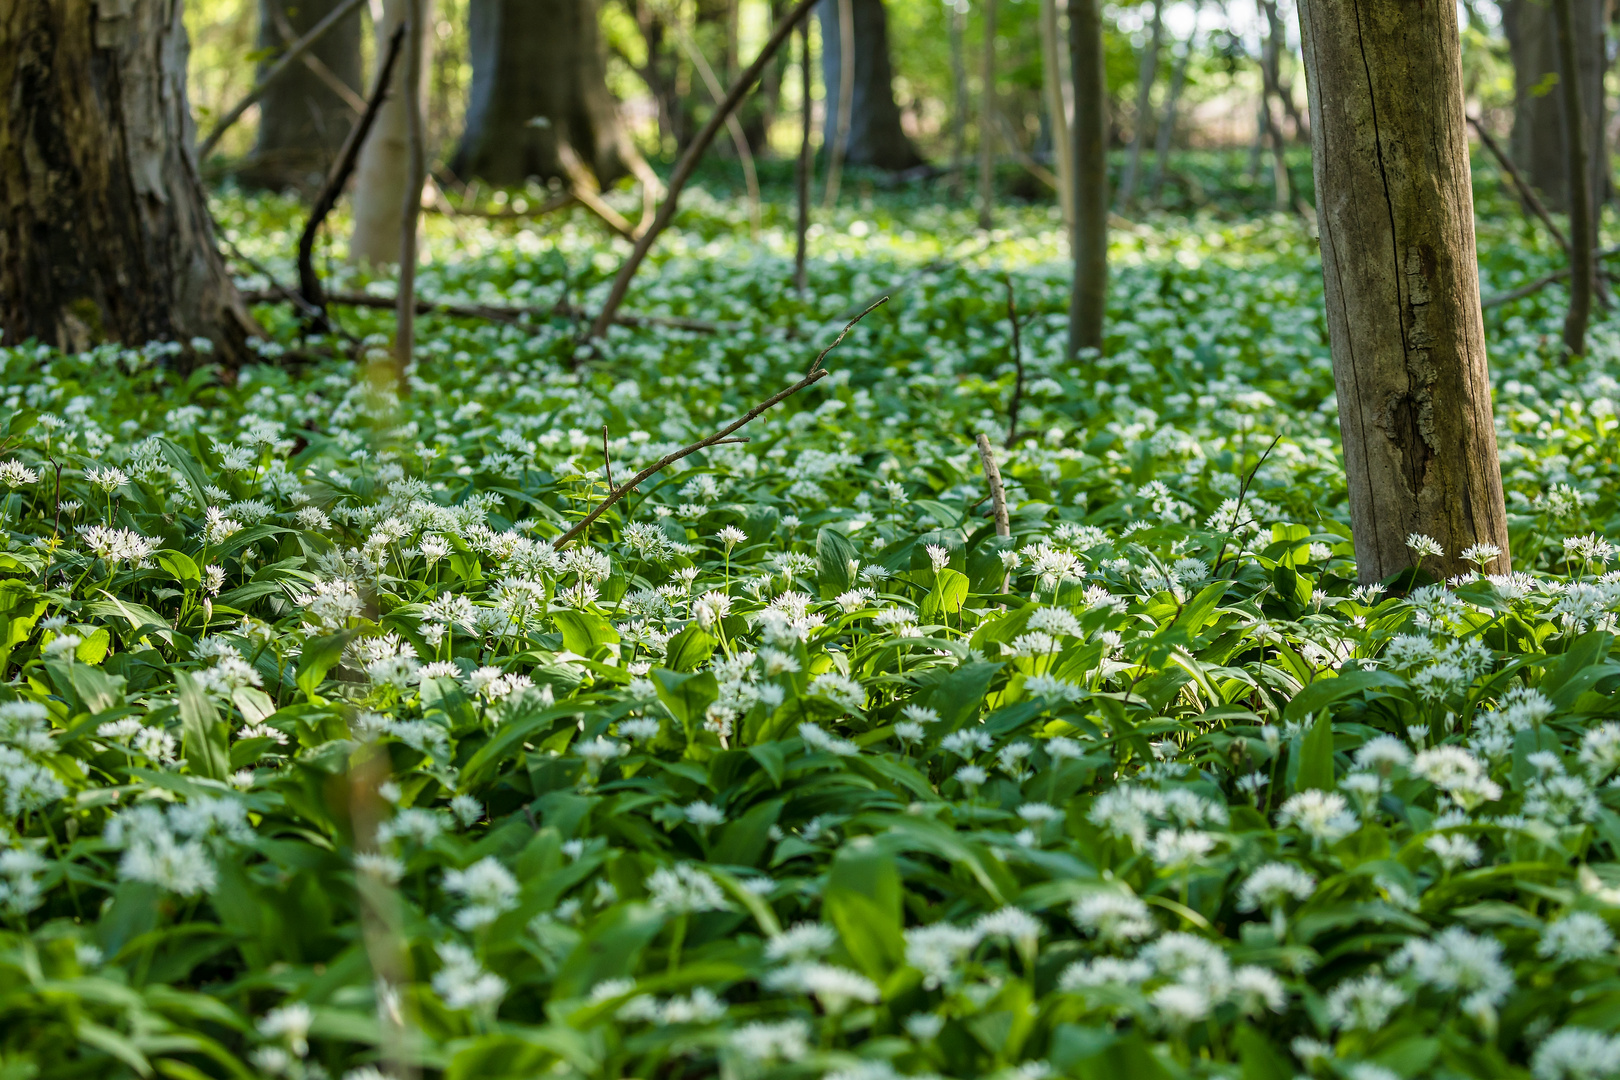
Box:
1325, 972, 1407, 1030
442, 857, 520, 930
1237, 862, 1316, 911
646, 864, 729, 913
1539, 912, 1616, 963
684, 800, 726, 827
1148, 828, 1216, 869
1276, 790, 1359, 843
432, 942, 506, 1011
766, 922, 838, 962
1406, 534, 1444, 560
925, 544, 950, 572
729, 1018, 810, 1062
799, 721, 859, 757
1424, 833, 1482, 871
0, 461, 39, 487
1231, 966, 1287, 1016
904, 923, 982, 988
1532, 1028, 1620, 1080
808, 672, 864, 711
764, 963, 880, 1011
974, 907, 1044, 950
718, 526, 748, 549
1071, 891, 1155, 944
1389, 926, 1514, 1012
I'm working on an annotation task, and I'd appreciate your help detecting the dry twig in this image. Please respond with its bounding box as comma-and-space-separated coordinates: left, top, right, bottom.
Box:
1003, 275, 1025, 448
975, 433, 1011, 592
554, 297, 889, 549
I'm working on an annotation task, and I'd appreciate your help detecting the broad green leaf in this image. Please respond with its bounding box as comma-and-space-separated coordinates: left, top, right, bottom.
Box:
816, 526, 858, 597
1282, 667, 1406, 724
1295, 709, 1335, 792
156, 549, 201, 588
824, 838, 904, 981
662, 625, 716, 671
176, 670, 229, 781
296, 630, 353, 699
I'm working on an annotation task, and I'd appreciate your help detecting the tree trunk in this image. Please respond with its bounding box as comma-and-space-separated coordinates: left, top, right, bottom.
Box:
239, 0, 363, 192
1068, 0, 1106, 356
0, 0, 256, 363
1553, 0, 1595, 356
349, 0, 433, 264
1503, 0, 1607, 212
1040, 0, 1073, 225
948, 0, 968, 200
1147, 0, 1198, 206
450, 0, 625, 187
1296, 0, 1510, 583
817, 0, 923, 170
1116, 0, 1161, 209
977, 0, 997, 228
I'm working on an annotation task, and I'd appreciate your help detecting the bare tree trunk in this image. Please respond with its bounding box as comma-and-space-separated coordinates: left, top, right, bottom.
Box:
451, 0, 627, 187
0, 0, 257, 364
1296, 0, 1510, 583
948, 0, 968, 201
1117, 0, 1162, 210
349, 0, 434, 265
1068, 0, 1107, 356
241, 0, 363, 192
1503, 0, 1607, 213
821, 0, 854, 205
1259, 9, 1290, 211
817, 0, 922, 171
1553, 0, 1595, 356
1147, 0, 1198, 206
1040, 0, 1073, 225
977, 0, 998, 229
795, 20, 812, 291
395, 0, 425, 380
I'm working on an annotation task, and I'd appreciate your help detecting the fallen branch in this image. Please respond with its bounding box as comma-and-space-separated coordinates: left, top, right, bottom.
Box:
588, 0, 821, 340
559, 143, 639, 240
1482, 244, 1620, 308
297, 24, 407, 331
554, 296, 889, 549
975, 433, 1011, 593
198, 0, 369, 159
424, 193, 577, 220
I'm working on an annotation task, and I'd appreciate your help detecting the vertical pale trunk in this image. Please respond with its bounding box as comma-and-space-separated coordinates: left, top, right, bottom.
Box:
795, 20, 811, 291
452, 0, 628, 186
1067, 0, 1106, 356
977, 0, 998, 229
245, 0, 363, 191
1296, 0, 1510, 582
1116, 0, 1161, 209
1040, 0, 1073, 226
0, 0, 255, 363
349, 0, 434, 265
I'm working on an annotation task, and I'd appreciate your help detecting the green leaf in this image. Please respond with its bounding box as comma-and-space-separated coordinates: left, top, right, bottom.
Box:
1234, 1024, 1293, 1080
653, 668, 718, 728
550, 902, 665, 1001
553, 610, 619, 659
661, 625, 717, 672
1295, 709, 1335, 792
824, 838, 905, 981
176, 671, 230, 781
159, 437, 211, 511
1172, 580, 1230, 632
296, 631, 353, 699
920, 566, 969, 622
923, 660, 1000, 731
1282, 667, 1406, 724
156, 549, 201, 588
816, 527, 858, 597
75, 626, 111, 665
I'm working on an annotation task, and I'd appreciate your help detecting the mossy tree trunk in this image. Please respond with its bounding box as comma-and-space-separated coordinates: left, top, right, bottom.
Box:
0, 0, 256, 363
1296, 0, 1510, 583
239, 0, 364, 192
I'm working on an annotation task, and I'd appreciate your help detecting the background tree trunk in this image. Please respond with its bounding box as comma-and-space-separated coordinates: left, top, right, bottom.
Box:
1116, 0, 1161, 209
239, 0, 363, 192
1068, 0, 1106, 356
451, 0, 625, 187
977, 0, 997, 228
1296, 0, 1510, 583
817, 0, 923, 170
349, 0, 433, 264
0, 0, 255, 362
1503, 0, 1607, 212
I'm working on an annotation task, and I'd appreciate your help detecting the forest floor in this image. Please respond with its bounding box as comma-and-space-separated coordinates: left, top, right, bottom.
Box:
2, 158, 1619, 1079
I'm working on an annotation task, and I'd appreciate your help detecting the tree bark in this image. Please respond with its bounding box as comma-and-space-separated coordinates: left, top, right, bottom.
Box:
1068, 0, 1107, 356
0, 0, 256, 363
1147, 0, 1198, 206
817, 0, 923, 170
1503, 0, 1606, 213
349, 0, 434, 264
1296, 0, 1510, 583
451, 0, 626, 187
977, 0, 998, 229
795, 20, 812, 291
1117, 0, 1161, 209
1040, 0, 1073, 226
239, 0, 363, 192
1553, 0, 1595, 357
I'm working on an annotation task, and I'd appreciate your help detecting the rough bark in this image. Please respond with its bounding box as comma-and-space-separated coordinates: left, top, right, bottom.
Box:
451, 0, 625, 186
349, 0, 434, 264
239, 0, 363, 191
1503, 0, 1606, 212
0, 0, 256, 363
1296, 0, 1510, 582
1553, 0, 1595, 356
1068, 0, 1107, 356
817, 0, 923, 171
